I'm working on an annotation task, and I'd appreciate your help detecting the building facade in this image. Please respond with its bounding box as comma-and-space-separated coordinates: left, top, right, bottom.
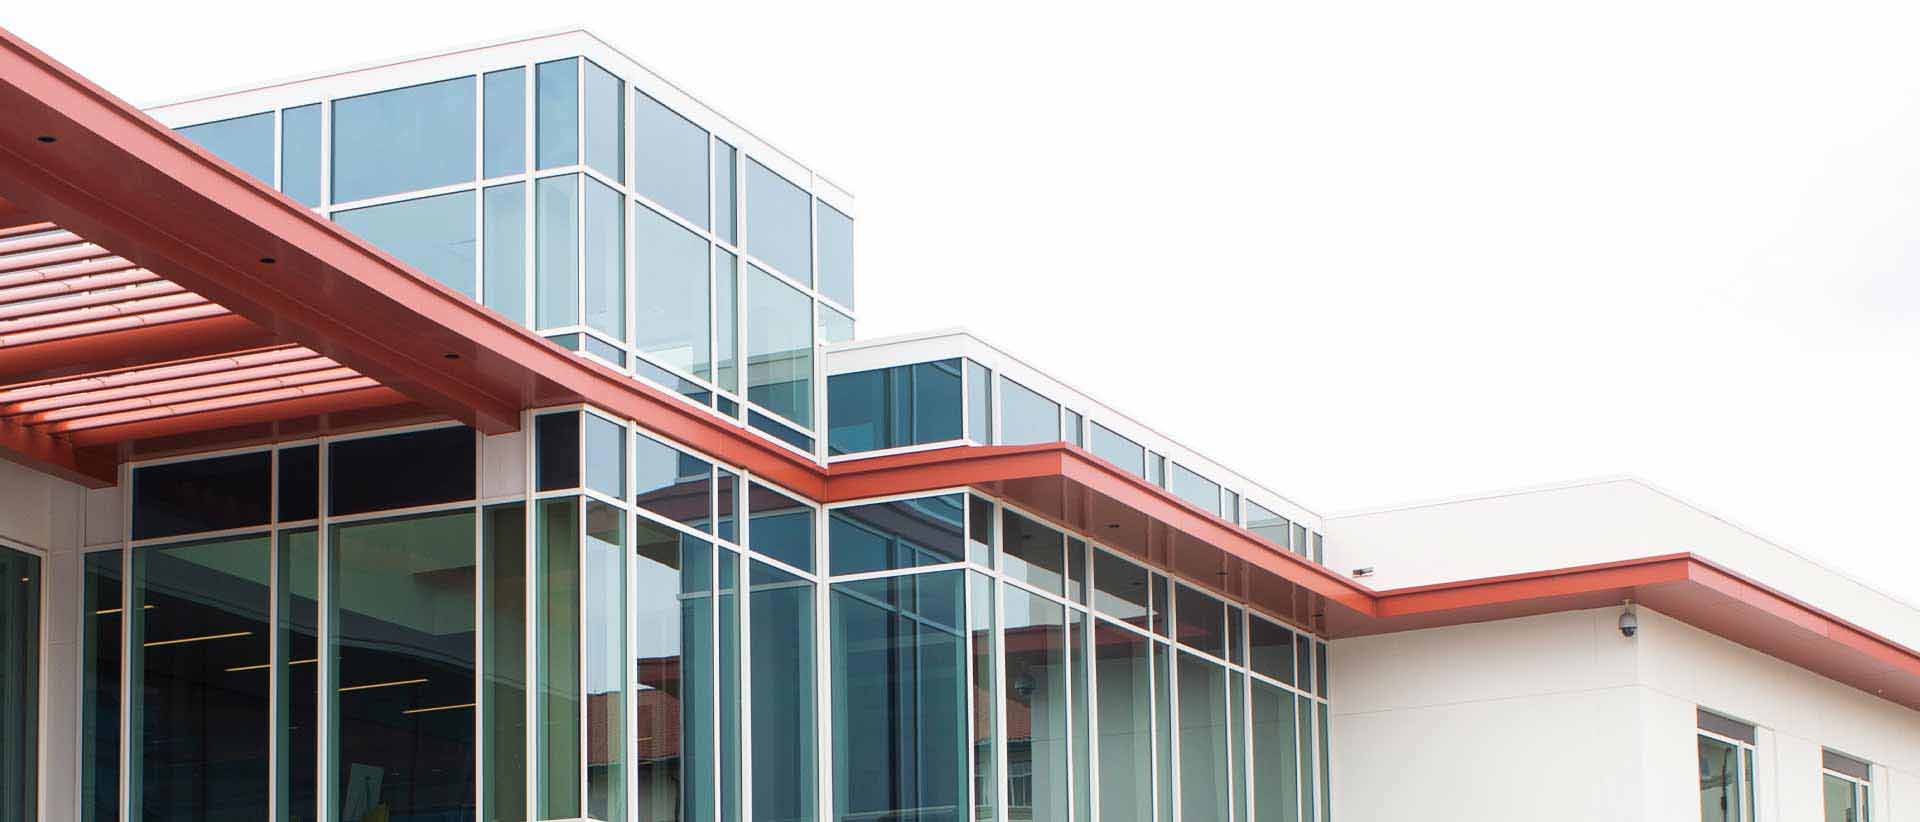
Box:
0, 26, 1913, 822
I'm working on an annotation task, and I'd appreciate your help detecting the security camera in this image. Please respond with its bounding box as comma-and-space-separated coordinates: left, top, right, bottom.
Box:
1619, 601, 1638, 638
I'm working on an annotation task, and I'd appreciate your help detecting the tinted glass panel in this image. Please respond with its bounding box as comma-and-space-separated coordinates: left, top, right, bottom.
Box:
826, 359, 962, 456
330, 512, 477, 822
1700, 735, 1740, 822
1094, 621, 1151, 822
336, 190, 477, 297
131, 535, 269, 820
1089, 423, 1145, 477
1000, 509, 1065, 596
583, 60, 623, 183
636, 528, 708, 819
968, 497, 994, 568
481, 506, 527, 822
536, 174, 580, 328
966, 361, 991, 443
332, 77, 475, 203
634, 90, 709, 227
745, 160, 811, 282
1169, 463, 1222, 517
132, 452, 271, 540
969, 573, 998, 822
328, 427, 475, 515
1092, 549, 1151, 628
1252, 681, 1300, 822
536, 499, 581, 818
750, 410, 815, 452
584, 178, 625, 339
831, 571, 967, 821
1179, 654, 1229, 822
750, 561, 816, 821
277, 444, 318, 522
1175, 584, 1226, 658
1063, 411, 1082, 446
536, 59, 579, 169
0, 547, 37, 822
634, 431, 713, 532
483, 182, 528, 323
1000, 377, 1060, 446
828, 493, 965, 576
81, 550, 118, 822
585, 501, 627, 821
178, 112, 275, 185
275, 530, 320, 822
715, 250, 739, 393
714, 140, 738, 244
1249, 616, 1295, 686
820, 305, 854, 344
749, 483, 814, 572
281, 104, 321, 206
536, 412, 581, 491
1246, 501, 1290, 549
483, 68, 526, 179
585, 413, 625, 498
634, 203, 711, 378
1004, 586, 1068, 821
746, 265, 813, 427
816, 201, 853, 308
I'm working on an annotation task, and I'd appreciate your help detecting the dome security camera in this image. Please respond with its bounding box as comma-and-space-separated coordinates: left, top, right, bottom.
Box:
1619, 601, 1638, 638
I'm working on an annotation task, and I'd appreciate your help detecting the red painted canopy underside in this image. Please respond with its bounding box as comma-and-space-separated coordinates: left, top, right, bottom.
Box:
0, 23, 1915, 713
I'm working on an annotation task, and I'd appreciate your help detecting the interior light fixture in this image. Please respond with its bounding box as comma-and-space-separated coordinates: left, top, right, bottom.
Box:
225, 657, 317, 673
339, 677, 428, 693
401, 702, 475, 715
93, 604, 156, 615
144, 630, 252, 647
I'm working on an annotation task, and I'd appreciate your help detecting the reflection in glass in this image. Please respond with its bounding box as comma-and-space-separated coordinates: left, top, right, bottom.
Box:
1167, 463, 1221, 518
1154, 646, 1173, 822
336, 190, 478, 297
969, 573, 997, 822
634, 432, 713, 532
178, 112, 276, 186
277, 531, 319, 822
715, 250, 739, 394
641, 532, 708, 822
745, 265, 814, 428
132, 451, 271, 540
131, 534, 270, 820
1316, 702, 1330, 822
1068, 611, 1092, 822
1000, 510, 1065, 596
483, 506, 529, 822
82, 550, 119, 822
536, 174, 581, 329
584, 61, 624, 184
584, 414, 626, 499
1249, 616, 1295, 687
634, 204, 711, 379
0, 546, 39, 822
329, 512, 477, 822
751, 561, 817, 821
1251, 681, 1299, 822
537, 59, 579, 170
1700, 736, 1740, 822
714, 141, 739, 244
634, 90, 709, 227
586, 502, 628, 822
332, 77, 475, 203
1091, 550, 1149, 629
1093, 622, 1152, 822
831, 571, 968, 821
585, 179, 626, 341
1004, 586, 1068, 821
999, 377, 1060, 446
965, 362, 991, 444
1295, 695, 1314, 822
537, 500, 582, 819
827, 359, 962, 456
1088, 424, 1145, 478
816, 202, 854, 309
282, 104, 321, 207
828, 493, 965, 576
485, 182, 529, 325
484, 68, 527, 179
1174, 585, 1225, 658
718, 550, 742, 822
1178, 654, 1229, 822
1229, 673, 1247, 822
279, 445, 319, 523
819, 305, 854, 345
745, 160, 811, 283
748, 484, 814, 573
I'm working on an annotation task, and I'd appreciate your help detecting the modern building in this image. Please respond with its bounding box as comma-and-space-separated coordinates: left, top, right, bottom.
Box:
0, 24, 1913, 822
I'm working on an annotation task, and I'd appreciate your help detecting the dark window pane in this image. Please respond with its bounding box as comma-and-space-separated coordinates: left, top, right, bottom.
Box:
1000, 509, 1064, 596
483, 182, 527, 324
831, 571, 967, 820
826, 359, 962, 455
0, 547, 37, 822
1089, 423, 1145, 478
82, 550, 119, 822
483, 68, 526, 179
131, 535, 269, 820
750, 561, 816, 821
1092, 549, 1150, 630
330, 512, 477, 822
583, 60, 624, 183
1175, 584, 1226, 658
749, 483, 814, 572
1067, 538, 1087, 605
1317, 641, 1329, 698
328, 427, 475, 515
481, 506, 527, 822
335, 190, 477, 297
132, 451, 271, 540
536, 59, 579, 169
281, 104, 321, 207
816, 202, 853, 309
276, 529, 319, 822
749, 410, 814, 452
277, 444, 318, 522
178, 112, 275, 185
536, 412, 581, 491
966, 360, 991, 443
828, 493, 965, 576
332, 77, 476, 203
745, 160, 810, 282
1295, 633, 1312, 696
1000, 377, 1060, 446
634, 431, 713, 532
1151, 573, 1170, 638
634, 90, 709, 226
585, 412, 625, 498
1249, 616, 1296, 687
968, 496, 994, 567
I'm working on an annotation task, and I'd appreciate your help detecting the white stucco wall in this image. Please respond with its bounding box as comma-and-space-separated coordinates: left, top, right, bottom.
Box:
1331, 605, 1920, 821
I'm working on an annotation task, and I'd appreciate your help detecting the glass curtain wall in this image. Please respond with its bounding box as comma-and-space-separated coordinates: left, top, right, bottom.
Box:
0, 545, 39, 822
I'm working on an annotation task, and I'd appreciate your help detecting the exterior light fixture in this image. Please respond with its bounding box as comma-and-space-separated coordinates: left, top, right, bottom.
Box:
1352, 567, 1375, 578
1619, 599, 1639, 638
36, 135, 56, 143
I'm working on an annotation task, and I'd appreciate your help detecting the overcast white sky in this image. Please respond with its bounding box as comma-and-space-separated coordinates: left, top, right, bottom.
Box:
9, 2, 1919, 602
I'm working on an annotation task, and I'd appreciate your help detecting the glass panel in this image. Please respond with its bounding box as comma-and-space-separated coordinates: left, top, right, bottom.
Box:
1316, 702, 1330, 822
1150, 574, 1170, 639
1175, 585, 1225, 658
715, 249, 739, 393
178, 112, 275, 185
1312, 533, 1324, 565
967, 497, 994, 569
1145, 454, 1163, 488
999, 377, 1060, 446
1230, 674, 1247, 822
1824, 775, 1856, 822
1066, 538, 1086, 606
484, 506, 529, 822
1093, 621, 1151, 822
718, 549, 742, 822
332, 77, 476, 203
745, 265, 813, 427
131, 535, 269, 819
328, 426, 476, 515
1001, 509, 1065, 596
585, 179, 626, 340
276, 531, 320, 822
1227, 606, 1244, 666
819, 305, 854, 344
829, 493, 966, 576
82, 550, 120, 822
584, 60, 624, 184
484, 68, 527, 179
750, 410, 815, 452
132, 451, 271, 539
484, 182, 529, 324
0, 546, 38, 822
750, 561, 817, 822
585, 413, 625, 499
1249, 616, 1295, 687
1295, 695, 1314, 822
277, 444, 319, 522
831, 571, 968, 821
537, 500, 583, 819
633, 90, 709, 227
336, 190, 478, 297
1002, 586, 1067, 822
1089, 423, 1145, 478
633, 431, 713, 532
716, 471, 738, 543
816, 201, 854, 308
537, 59, 580, 170
1178, 654, 1229, 822
745, 160, 811, 282
634, 203, 711, 379
1168, 464, 1222, 517
281, 104, 321, 206
586, 502, 627, 822
1068, 611, 1092, 822
1295, 634, 1312, 698
749, 483, 814, 572
966, 361, 992, 444
1246, 502, 1290, 549
1063, 411, 1082, 447
1699, 735, 1739, 822
1092, 550, 1150, 630
1153, 644, 1174, 822
826, 359, 962, 456
969, 573, 997, 821
1291, 523, 1308, 558
537, 412, 582, 491
714, 140, 739, 243
1251, 681, 1300, 822
536, 174, 581, 329
1316, 642, 1329, 698
637, 532, 708, 820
